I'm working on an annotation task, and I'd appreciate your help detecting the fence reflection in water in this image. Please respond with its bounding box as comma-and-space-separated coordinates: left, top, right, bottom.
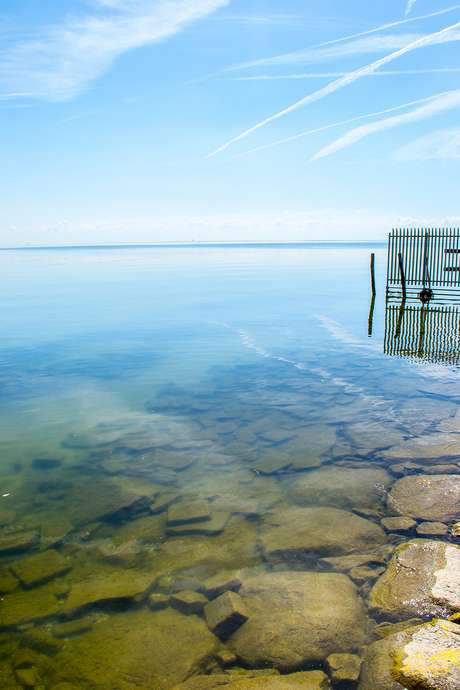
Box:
384, 301, 460, 366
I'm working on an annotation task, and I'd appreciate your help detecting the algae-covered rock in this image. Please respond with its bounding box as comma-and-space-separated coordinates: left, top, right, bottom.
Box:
368, 540, 460, 622
387, 475, 460, 522
0, 530, 40, 555
284, 466, 393, 512
10, 550, 71, 588
170, 671, 330, 689
0, 583, 60, 626
44, 607, 220, 690
261, 507, 386, 566
66, 477, 155, 525
392, 619, 460, 689
359, 619, 460, 690
111, 514, 165, 548
63, 568, 155, 612
228, 571, 366, 671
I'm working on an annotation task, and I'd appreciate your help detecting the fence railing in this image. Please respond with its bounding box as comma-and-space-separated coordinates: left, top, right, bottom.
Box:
384, 301, 460, 366
387, 228, 460, 297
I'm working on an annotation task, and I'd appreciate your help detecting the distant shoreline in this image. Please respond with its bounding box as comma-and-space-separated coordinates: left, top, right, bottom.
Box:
0, 241, 387, 251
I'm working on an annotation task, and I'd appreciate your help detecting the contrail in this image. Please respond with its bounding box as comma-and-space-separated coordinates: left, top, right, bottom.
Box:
206, 21, 460, 158
230, 68, 460, 80
311, 89, 460, 160
222, 94, 443, 161
406, 0, 418, 17
224, 5, 460, 72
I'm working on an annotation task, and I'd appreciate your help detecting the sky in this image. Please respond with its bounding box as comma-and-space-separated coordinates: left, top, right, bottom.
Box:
0, 0, 460, 245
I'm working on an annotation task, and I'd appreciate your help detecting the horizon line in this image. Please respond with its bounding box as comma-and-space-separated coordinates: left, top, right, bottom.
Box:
0, 240, 388, 250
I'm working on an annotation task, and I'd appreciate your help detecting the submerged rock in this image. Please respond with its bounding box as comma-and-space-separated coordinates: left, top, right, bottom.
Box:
381, 433, 460, 461
368, 539, 460, 622
67, 477, 155, 525
261, 507, 387, 566
10, 549, 71, 588
387, 474, 460, 522
63, 568, 155, 612
0, 583, 60, 626
284, 466, 393, 512
228, 571, 367, 671
43, 607, 220, 690
170, 671, 330, 689
204, 591, 249, 638
346, 422, 405, 450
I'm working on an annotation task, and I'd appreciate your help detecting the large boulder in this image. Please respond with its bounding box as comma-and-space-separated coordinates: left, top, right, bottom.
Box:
228, 571, 367, 671
261, 507, 387, 567
40, 607, 220, 690
368, 540, 460, 622
283, 466, 393, 512
359, 620, 460, 690
386, 475, 460, 522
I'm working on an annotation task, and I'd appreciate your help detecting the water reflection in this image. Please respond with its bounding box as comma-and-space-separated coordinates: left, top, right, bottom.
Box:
384, 300, 460, 366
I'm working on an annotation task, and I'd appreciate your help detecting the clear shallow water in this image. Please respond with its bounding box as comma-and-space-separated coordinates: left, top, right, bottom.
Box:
0, 245, 460, 689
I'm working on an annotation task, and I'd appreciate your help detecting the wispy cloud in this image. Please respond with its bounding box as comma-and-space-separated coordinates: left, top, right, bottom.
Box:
405, 0, 418, 17
223, 34, 423, 70
223, 95, 443, 161
230, 68, 460, 80
311, 90, 460, 161
207, 21, 460, 158
0, 0, 229, 100
395, 127, 460, 160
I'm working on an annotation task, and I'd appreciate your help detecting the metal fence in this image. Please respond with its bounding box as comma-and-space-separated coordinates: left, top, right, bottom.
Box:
387, 228, 460, 297
384, 301, 460, 366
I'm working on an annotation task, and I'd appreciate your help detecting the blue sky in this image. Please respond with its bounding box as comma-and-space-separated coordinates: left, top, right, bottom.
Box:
1, 0, 460, 245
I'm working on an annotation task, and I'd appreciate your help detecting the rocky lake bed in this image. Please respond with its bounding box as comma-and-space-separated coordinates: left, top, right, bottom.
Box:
1, 373, 460, 690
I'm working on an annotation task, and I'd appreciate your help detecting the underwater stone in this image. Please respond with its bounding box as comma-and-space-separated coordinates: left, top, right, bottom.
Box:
150, 494, 182, 514
167, 500, 211, 525
63, 427, 123, 448
259, 428, 297, 443
324, 653, 362, 683
204, 591, 249, 638
261, 507, 387, 566
422, 464, 460, 474
111, 514, 165, 547
284, 466, 393, 512
416, 521, 449, 536
215, 648, 237, 667
0, 530, 40, 555
147, 593, 170, 610
0, 566, 19, 594
10, 550, 71, 587
318, 554, 386, 573
346, 422, 405, 450
171, 589, 209, 614
155, 449, 199, 472
368, 539, 460, 622
21, 628, 63, 655
0, 510, 16, 525
39, 517, 74, 550
381, 433, 460, 461
228, 571, 366, 671
387, 474, 460, 522
14, 668, 36, 688
0, 584, 60, 626
348, 565, 385, 586
63, 569, 155, 612
170, 671, 330, 689
45, 607, 220, 690
167, 511, 230, 536
380, 517, 417, 532
66, 477, 154, 525
204, 570, 242, 599
52, 617, 93, 638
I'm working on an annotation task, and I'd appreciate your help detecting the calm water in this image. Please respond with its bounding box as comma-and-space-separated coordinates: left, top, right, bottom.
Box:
0, 244, 459, 689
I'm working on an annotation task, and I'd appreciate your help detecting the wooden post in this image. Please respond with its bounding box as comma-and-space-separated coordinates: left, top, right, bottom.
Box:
370, 253, 376, 296
368, 295, 375, 337
398, 252, 407, 299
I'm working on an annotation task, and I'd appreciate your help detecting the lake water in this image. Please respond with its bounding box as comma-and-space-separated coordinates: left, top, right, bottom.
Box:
1, 244, 460, 689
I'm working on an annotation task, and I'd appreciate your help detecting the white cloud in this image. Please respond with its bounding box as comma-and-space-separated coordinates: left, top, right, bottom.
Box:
2, 210, 460, 247
207, 20, 460, 158
395, 127, 460, 160
405, 0, 418, 17
0, 0, 229, 100
230, 68, 460, 80
311, 90, 460, 161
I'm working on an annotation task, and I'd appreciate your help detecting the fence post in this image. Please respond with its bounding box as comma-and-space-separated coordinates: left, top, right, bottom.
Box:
398, 252, 407, 299
370, 253, 376, 296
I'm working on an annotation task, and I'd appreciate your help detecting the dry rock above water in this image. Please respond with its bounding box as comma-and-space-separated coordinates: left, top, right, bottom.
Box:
261, 507, 387, 566
368, 539, 460, 622
283, 466, 393, 512
358, 619, 460, 690
227, 571, 367, 671
386, 474, 460, 521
